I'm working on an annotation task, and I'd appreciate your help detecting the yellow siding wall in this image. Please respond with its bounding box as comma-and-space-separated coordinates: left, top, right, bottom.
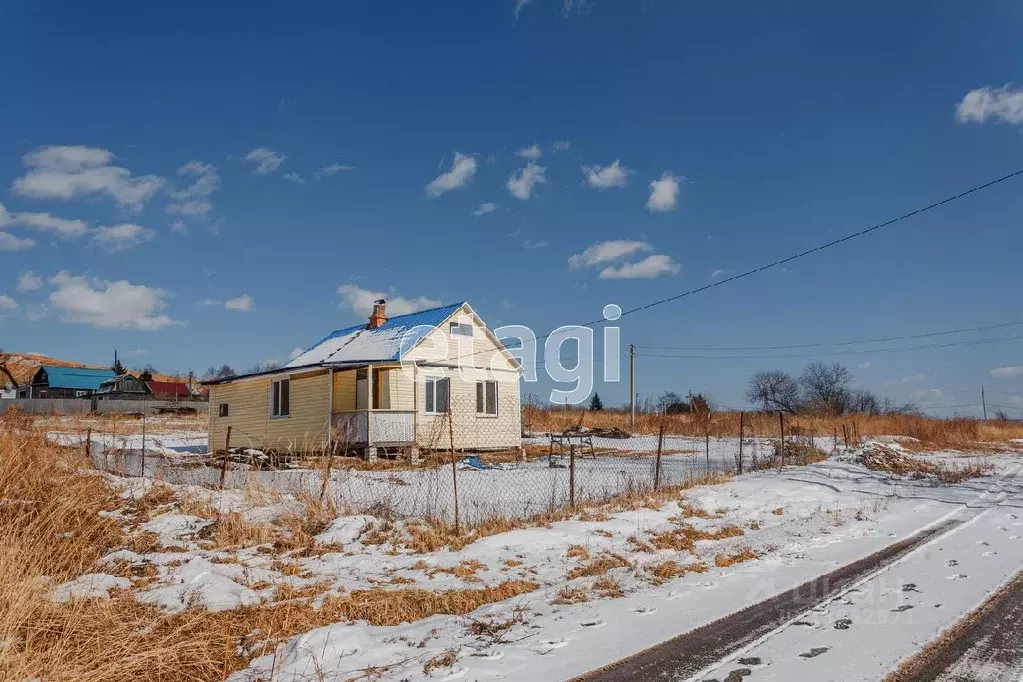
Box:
209, 369, 330, 453
333, 369, 356, 411
403, 307, 521, 450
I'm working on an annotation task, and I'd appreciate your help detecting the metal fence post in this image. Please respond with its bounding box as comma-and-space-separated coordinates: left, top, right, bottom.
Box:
778, 412, 785, 470
569, 443, 576, 508
737, 412, 744, 475
219, 425, 231, 489
654, 424, 664, 490
447, 411, 460, 535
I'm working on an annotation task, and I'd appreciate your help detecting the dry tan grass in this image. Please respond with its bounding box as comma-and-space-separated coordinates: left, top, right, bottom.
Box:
714, 546, 759, 567
646, 560, 709, 584
648, 523, 745, 553
552, 587, 590, 605
525, 407, 1023, 449
566, 544, 590, 561
591, 577, 624, 599
0, 419, 544, 680
566, 553, 630, 580
860, 445, 994, 483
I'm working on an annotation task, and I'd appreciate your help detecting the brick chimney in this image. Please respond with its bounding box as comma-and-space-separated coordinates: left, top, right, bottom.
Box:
368, 299, 387, 329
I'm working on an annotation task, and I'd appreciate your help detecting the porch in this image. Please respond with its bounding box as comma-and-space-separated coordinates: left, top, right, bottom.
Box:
331, 409, 416, 447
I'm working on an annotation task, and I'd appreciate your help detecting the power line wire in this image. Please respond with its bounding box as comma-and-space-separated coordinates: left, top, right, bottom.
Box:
635, 333, 1023, 361
634, 319, 1023, 352
456, 166, 1023, 367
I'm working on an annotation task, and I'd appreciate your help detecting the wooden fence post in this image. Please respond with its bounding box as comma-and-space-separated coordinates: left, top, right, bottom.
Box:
219, 426, 231, 490
654, 424, 664, 491
84, 427, 92, 461
737, 413, 744, 475
447, 411, 460, 535
705, 425, 710, 471
842, 424, 849, 448
319, 434, 336, 505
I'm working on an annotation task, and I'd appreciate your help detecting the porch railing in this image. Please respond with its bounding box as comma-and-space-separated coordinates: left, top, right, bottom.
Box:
332, 410, 415, 446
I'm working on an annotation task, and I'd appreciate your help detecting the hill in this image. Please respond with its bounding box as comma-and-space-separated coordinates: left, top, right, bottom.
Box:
0, 352, 187, 388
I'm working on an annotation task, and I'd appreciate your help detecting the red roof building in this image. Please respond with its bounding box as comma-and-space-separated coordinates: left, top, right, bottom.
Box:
145, 380, 192, 400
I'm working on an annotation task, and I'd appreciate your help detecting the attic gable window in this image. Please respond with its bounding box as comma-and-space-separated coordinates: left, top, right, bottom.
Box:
449, 321, 474, 338
271, 378, 290, 418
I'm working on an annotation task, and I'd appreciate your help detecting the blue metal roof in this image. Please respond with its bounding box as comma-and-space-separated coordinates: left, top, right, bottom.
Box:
40, 365, 115, 391
286, 302, 467, 367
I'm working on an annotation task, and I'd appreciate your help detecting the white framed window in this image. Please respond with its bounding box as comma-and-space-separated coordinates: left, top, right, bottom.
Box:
449, 321, 474, 337
424, 377, 449, 414
270, 378, 290, 418
476, 380, 498, 416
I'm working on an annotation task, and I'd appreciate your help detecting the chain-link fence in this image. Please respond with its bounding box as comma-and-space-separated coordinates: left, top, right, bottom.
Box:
79, 401, 844, 529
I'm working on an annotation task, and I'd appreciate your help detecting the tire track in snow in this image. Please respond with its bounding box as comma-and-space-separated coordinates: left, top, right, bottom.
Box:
572, 463, 1023, 682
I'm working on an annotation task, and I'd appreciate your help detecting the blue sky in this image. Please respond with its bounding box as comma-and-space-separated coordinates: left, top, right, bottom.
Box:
2, 1, 1023, 414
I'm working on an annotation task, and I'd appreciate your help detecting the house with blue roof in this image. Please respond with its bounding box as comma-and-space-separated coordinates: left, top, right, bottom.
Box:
21, 365, 116, 399
204, 300, 522, 457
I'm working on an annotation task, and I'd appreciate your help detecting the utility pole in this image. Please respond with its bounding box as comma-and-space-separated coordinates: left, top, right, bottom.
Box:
629, 344, 636, 433
982, 386, 987, 420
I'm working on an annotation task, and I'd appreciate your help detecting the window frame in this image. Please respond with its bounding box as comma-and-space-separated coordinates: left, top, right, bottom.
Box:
449, 321, 474, 338
270, 377, 291, 418
476, 379, 499, 417
424, 376, 450, 415
218, 403, 229, 418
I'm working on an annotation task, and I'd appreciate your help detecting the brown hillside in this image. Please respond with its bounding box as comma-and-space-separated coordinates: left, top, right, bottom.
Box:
0, 352, 185, 387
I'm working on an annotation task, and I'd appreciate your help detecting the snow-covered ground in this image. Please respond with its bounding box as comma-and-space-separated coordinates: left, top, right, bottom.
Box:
46, 423, 1023, 682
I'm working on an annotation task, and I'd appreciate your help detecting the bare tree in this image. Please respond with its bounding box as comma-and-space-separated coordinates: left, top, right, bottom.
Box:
745, 370, 801, 413
799, 362, 852, 415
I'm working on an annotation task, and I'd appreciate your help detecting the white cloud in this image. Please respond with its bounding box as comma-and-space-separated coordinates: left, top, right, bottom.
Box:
600, 254, 681, 279
553, 140, 571, 152
167, 160, 218, 217
426, 153, 477, 197
8, 211, 88, 238
514, 0, 532, 19
883, 373, 926, 387
47, 271, 179, 330
568, 240, 652, 268
710, 268, 729, 280
516, 144, 542, 160
243, 147, 287, 175
956, 84, 1023, 124
583, 160, 629, 189
0, 295, 17, 311
288, 347, 305, 361
337, 284, 441, 317
507, 162, 547, 200
314, 163, 355, 180
647, 172, 682, 212
224, 294, 254, 311
283, 172, 305, 184
0, 232, 35, 251
859, 361, 872, 369
90, 223, 156, 252
12, 145, 163, 212
991, 365, 1023, 379
16, 270, 42, 293
122, 349, 147, 358
196, 299, 220, 308
473, 202, 498, 217
170, 220, 188, 234
522, 239, 549, 249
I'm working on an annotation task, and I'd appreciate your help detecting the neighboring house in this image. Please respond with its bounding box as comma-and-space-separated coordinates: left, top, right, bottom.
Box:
146, 380, 192, 400
205, 301, 522, 456
0, 365, 17, 399
96, 374, 151, 399
19, 366, 116, 399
